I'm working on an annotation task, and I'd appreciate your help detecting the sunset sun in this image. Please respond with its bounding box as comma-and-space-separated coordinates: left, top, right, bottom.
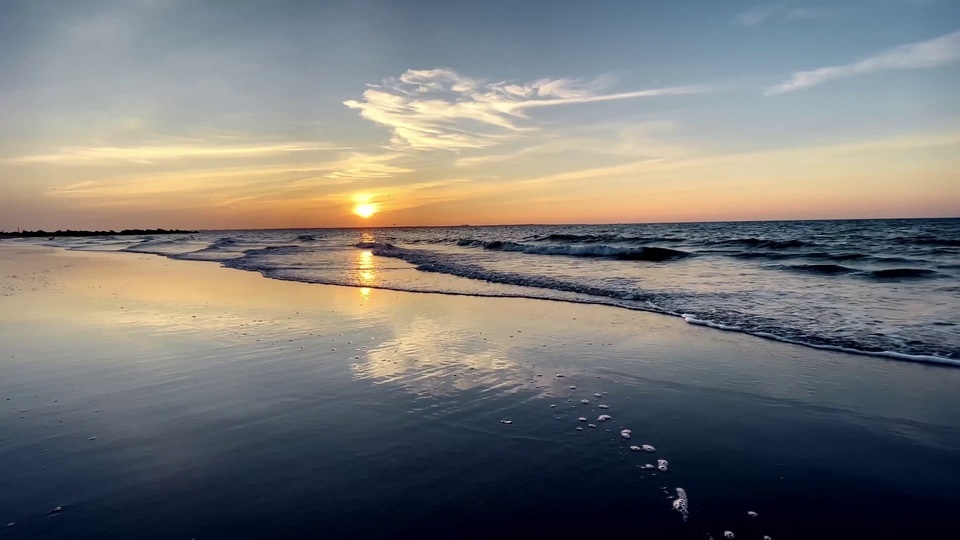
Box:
353, 202, 377, 219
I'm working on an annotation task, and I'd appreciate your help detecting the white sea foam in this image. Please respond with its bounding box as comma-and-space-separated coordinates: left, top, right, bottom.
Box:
673, 487, 689, 521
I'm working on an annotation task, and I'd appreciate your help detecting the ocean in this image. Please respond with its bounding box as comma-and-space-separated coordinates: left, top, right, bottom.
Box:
33, 218, 960, 363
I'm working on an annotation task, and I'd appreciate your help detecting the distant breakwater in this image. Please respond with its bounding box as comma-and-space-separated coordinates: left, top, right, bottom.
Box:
0, 228, 197, 239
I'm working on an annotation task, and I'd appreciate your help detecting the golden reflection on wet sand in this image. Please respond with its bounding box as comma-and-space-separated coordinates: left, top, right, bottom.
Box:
352, 314, 541, 397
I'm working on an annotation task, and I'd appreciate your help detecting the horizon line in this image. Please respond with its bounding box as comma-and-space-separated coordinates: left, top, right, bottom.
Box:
5, 215, 957, 234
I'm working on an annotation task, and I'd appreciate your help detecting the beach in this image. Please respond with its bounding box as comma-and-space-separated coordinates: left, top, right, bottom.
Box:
2, 244, 959, 539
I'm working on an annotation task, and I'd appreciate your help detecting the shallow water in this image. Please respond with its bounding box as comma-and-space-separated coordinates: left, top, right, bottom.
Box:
26, 218, 960, 363
1, 248, 959, 539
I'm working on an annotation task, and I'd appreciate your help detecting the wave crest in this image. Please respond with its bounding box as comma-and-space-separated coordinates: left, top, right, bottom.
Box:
457, 239, 689, 262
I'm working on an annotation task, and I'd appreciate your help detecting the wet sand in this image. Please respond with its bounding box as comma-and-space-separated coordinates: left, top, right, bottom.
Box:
1, 245, 959, 539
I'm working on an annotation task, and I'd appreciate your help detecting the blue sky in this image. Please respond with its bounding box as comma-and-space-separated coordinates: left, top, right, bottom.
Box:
0, 0, 958, 229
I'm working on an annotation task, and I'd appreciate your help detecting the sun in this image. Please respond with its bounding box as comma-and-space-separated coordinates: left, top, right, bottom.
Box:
353, 202, 377, 219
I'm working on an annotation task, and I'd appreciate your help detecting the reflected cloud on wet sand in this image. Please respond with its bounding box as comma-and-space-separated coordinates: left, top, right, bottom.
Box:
352, 315, 543, 397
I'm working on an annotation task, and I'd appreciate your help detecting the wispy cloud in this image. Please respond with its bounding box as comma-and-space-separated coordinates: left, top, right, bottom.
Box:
46, 151, 419, 207
734, 3, 832, 26
734, 5, 781, 26
767, 29, 960, 94
344, 68, 707, 151
322, 152, 411, 180
9, 141, 342, 165
519, 131, 960, 185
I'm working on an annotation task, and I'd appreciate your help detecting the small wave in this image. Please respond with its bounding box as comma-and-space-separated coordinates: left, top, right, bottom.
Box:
728, 251, 796, 260
457, 239, 689, 262
211, 237, 237, 247
786, 263, 857, 275
357, 242, 675, 303
295, 234, 317, 242
713, 238, 813, 249
729, 250, 926, 266
530, 233, 686, 244
801, 252, 870, 261
895, 236, 960, 247
783, 264, 940, 279
868, 268, 940, 279
681, 315, 960, 367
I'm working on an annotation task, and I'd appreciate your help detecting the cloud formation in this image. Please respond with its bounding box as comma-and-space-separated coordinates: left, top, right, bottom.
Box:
9, 142, 339, 165
767, 29, 960, 94
734, 4, 831, 26
344, 68, 706, 151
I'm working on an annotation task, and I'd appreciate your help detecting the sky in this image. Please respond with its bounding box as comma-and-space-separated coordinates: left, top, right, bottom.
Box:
1, 0, 958, 230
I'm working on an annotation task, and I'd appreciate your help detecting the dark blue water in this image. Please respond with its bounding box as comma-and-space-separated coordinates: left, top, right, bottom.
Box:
35, 218, 960, 363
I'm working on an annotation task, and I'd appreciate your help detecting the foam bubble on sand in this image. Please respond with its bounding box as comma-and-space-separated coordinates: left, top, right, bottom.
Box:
500, 419, 512, 424
641, 464, 655, 469
578, 417, 588, 422
724, 532, 735, 539
49, 506, 63, 515
593, 393, 602, 398
576, 427, 583, 431
621, 429, 632, 439
747, 511, 758, 517
597, 414, 612, 422
581, 399, 590, 404
673, 487, 689, 522
630, 445, 641, 451
657, 459, 669, 472
642, 444, 656, 452
588, 424, 597, 428
598, 404, 610, 409
550, 404, 557, 408
569, 386, 576, 389
556, 374, 565, 378
763, 536, 772, 540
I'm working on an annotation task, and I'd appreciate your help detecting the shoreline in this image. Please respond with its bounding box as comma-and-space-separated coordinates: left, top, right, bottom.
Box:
23, 240, 960, 367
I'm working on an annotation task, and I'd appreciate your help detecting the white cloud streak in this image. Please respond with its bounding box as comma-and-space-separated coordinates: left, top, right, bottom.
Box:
734, 5, 782, 26
344, 68, 708, 151
9, 142, 342, 165
767, 29, 960, 94
734, 3, 831, 26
